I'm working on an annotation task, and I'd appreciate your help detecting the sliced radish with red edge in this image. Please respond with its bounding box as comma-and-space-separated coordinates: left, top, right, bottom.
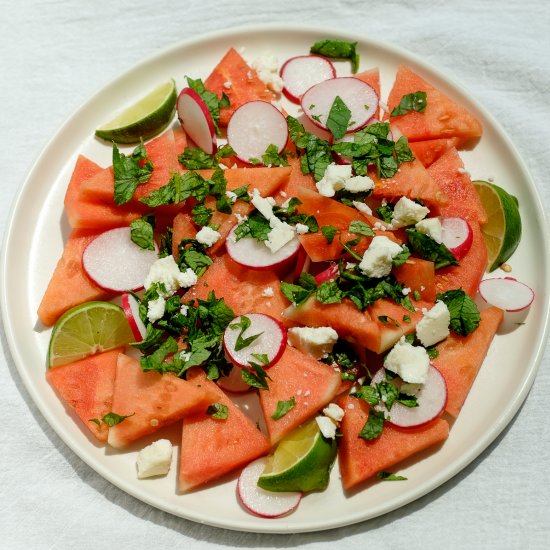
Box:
441, 217, 473, 260
237, 457, 301, 518
301, 77, 378, 133
121, 293, 147, 341
371, 365, 447, 428
223, 313, 286, 369
177, 88, 217, 155
280, 55, 336, 104
478, 277, 534, 312
226, 225, 300, 271
314, 262, 339, 285
227, 101, 288, 164
291, 247, 310, 283
82, 227, 158, 292
216, 366, 252, 393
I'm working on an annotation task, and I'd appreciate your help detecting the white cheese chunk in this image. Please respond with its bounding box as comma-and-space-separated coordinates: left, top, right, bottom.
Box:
287, 326, 338, 360
343, 174, 374, 193
391, 196, 430, 228
265, 217, 296, 253
316, 416, 337, 439
352, 200, 373, 216
136, 439, 173, 479
358, 235, 404, 278
316, 163, 374, 197
383, 336, 430, 384
415, 217, 443, 244
146, 296, 166, 323
251, 188, 275, 220
251, 54, 284, 93
295, 223, 310, 235
323, 402, 345, 422
416, 300, 451, 347
144, 255, 197, 297
195, 226, 221, 248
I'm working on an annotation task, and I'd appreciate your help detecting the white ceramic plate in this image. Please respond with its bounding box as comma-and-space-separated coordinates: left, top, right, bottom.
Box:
2, 25, 549, 534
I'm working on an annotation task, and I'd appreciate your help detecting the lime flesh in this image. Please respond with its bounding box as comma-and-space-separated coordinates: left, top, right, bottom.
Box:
95, 79, 177, 144
48, 301, 133, 368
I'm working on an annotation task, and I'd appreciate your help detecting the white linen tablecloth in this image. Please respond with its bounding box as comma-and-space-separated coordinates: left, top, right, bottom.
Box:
1, 0, 549, 548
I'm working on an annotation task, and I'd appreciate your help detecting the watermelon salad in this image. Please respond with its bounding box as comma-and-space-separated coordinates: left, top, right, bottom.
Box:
38, 39, 532, 519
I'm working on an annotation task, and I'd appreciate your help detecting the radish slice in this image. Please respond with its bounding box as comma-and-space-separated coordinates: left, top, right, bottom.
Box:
121, 293, 147, 341
82, 227, 159, 292
177, 88, 217, 155
441, 217, 473, 260
301, 77, 378, 133
291, 247, 310, 283
216, 366, 252, 393
479, 277, 535, 312
371, 365, 447, 428
226, 225, 301, 271
238, 457, 301, 518
280, 55, 336, 104
223, 313, 286, 369
314, 262, 339, 285
227, 101, 288, 164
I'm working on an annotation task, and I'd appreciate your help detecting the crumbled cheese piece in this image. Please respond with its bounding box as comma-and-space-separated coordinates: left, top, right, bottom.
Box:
345, 262, 357, 270
195, 226, 221, 248
180, 305, 189, 316
262, 286, 274, 297
323, 403, 345, 422
279, 190, 288, 198
295, 223, 309, 235
373, 221, 388, 231
391, 196, 430, 228
287, 326, 338, 360
147, 296, 165, 323
251, 54, 284, 93
251, 188, 275, 219
343, 174, 374, 193
416, 300, 450, 347
144, 255, 198, 296
265, 217, 296, 253
316, 416, 337, 439
179, 350, 191, 362
352, 200, 373, 216
383, 336, 430, 384
402, 287, 411, 296
316, 163, 374, 197
136, 439, 173, 479
359, 236, 404, 278
415, 217, 443, 244
223, 80, 232, 89
235, 213, 248, 224
225, 190, 237, 204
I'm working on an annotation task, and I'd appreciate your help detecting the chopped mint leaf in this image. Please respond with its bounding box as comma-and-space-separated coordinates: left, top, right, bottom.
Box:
359, 409, 385, 440
349, 219, 375, 237
413, 290, 421, 301
406, 229, 459, 270
351, 385, 380, 406
316, 280, 344, 304
229, 315, 263, 351
321, 225, 338, 244
242, 359, 271, 390
426, 345, 439, 359
271, 397, 297, 420
326, 95, 352, 140
206, 403, 229, 420
403, 314, 412, 323
376, 204, 394, 224
397, 393, 419, 408
310, 39, 360, 73
130, 214, 155, 250
395, 136, 415, 163
179, 147, 218, 169
140, 336, 180, 373
262, 144, 289, 167
377, 471, 407, 481
90, 412, 135, 428
376, 381, 399, 410
390, 91, 427, 117
191, 203, 213, 227
392, 245, 411, 267
234, 210, 271, 241
112, 141, 153, 205
437, 289, 481, 336
157, 226, 172, 258
378, 315, 400, 327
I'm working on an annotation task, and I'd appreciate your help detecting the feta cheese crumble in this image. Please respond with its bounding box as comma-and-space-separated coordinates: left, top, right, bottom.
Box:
195, 226, 221, 248
391, 196, 430, 228
144, 255, 197, 297
316, 415, 337, 439
415, 217, 443, 244
384, 336, 430, 384
323, 403, 345, 422
287, 326, 338, 360
251, 54, 284, 93
147, 296, 166, 323
136, 439, 173, 479
295, 223, 309, 235
359, 235, 404, 278
316, 163, 374, 197
416, 300, 451, 347
352, 200, 373, 216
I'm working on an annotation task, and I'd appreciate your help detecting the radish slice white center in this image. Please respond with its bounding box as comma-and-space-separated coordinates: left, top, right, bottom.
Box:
227, 101, 288, 163
82, 227, 159, 292
238, 457, 301, 518
280, 55, 336, 104
121, 293, 147, 341
226, 225, 300, 270
223, 313, 286, 369
440, 217, 473, 260
479, 277, 535, 312
177, 88, 217, 154
301, 77, 378, 133
371, 365, 447, 428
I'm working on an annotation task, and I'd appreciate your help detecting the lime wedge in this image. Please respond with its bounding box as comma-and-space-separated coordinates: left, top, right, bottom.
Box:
473, 180, 522, 271
48, 301, 133, 368
95, 79, 177, 144
257, 419, 337, 492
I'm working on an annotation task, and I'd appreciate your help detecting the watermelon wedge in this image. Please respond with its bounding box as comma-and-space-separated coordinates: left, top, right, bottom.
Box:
409, 137, 465, 168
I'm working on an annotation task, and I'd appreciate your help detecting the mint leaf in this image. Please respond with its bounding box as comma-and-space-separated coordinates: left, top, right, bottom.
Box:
206, 403, 229, 420
321, 225, 338, 244
112, 141, 153, 205
310, 39, 360, 73
437, 289, 480, 336
359, 409, 385, 440
229, 315, 263, 351
130, 214, 155, 250
91, 412, 135, 427
377, 471, 407, 481
191, 203, 213, 227
390, 91, 427, 117
327, 95, 352, 140
349, 219, 375, 237
316, 280, 343, 304
351, 385, 379, 406
395, 136, 415, 163
406, 229, 459, 270
140, 337, 179, 373
179, 147, 218, 169
242, 359, 271, 390
376, 381, 399, 410
271, 397, 296, 420
262, 144, 289, 167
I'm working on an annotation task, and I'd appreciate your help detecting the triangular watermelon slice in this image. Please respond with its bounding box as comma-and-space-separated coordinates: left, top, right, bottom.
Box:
337, 395, 449, 490
37, 228, 114, 326
258, 346, 341, 444
178, 369, 271, 492
409, 137, 465, 168
46, 349, 122, 442
433, 306, 503, 417
107, 354, 216, 449
387, 65, 483, 141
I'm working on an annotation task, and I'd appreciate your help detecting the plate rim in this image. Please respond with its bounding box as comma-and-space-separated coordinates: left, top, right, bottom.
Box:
2, 23, 550, 534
